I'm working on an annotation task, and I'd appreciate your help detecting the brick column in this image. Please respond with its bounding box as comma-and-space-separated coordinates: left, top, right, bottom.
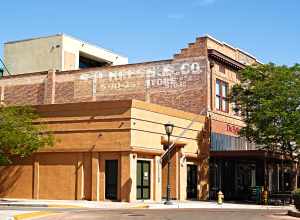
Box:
91, 152, 99, 201
33, 154, 39, 199
178, 150, 187, 201
129, 153, 137, 202
44, 69, 56, 104
120, 152, 132, 202
76, 153, 84, 200
154, 155, 162, 201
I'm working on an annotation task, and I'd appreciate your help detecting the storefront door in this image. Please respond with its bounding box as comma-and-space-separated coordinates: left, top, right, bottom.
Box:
105, 160, 118, 200
187, 164, 198, 199
137, 160, 150, 200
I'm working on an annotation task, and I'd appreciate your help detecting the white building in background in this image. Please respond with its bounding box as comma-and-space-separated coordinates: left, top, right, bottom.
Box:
3, 34, 128, 75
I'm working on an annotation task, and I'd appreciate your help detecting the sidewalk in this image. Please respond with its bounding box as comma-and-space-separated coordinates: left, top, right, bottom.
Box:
147, 200, 293, 210
0, 198, 293, 220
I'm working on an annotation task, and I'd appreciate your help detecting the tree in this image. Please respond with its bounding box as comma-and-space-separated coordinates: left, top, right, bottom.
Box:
0, 106, 54, 165
231, 63, 300, 159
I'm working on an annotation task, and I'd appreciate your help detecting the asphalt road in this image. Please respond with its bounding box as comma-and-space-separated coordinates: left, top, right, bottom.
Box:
29, 208, 295, 220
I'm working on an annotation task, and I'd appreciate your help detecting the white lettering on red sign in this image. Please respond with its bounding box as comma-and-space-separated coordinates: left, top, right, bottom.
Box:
226, 124, 240, 134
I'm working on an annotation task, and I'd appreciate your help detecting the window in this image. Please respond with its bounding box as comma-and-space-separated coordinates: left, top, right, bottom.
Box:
79, 53, 108, 69
215, 79, 229, 112
219, 64, 225, 73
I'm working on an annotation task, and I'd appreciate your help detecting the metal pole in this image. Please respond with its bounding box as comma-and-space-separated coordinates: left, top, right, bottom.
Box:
165, 133, 172, 205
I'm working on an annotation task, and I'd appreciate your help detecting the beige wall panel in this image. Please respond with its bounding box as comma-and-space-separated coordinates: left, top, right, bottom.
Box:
50, 131, 130, 151
38, 153, 77, 200
162, 150, 179, 199
46, 120, 131, 132
64, 51, 76, 70
120, 153, 131, 202
132, 118, 201, 140
131, 108, 204, 131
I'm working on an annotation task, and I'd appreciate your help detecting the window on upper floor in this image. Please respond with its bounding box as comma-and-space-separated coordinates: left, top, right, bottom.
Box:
215, 79, 229, 112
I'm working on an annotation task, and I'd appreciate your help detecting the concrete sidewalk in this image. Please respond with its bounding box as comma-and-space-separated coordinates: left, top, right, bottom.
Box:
0, 198, 293, 220
147, 200, 292, 210
1, 198, 292, 210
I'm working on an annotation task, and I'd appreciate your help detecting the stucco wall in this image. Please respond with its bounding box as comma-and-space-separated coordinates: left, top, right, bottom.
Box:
4, 35, 63, 75
0, 100, 209, 201
62, 35, 128, 68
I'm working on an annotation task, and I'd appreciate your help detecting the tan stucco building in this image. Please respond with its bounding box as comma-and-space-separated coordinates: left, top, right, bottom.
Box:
0, 100, 209, 202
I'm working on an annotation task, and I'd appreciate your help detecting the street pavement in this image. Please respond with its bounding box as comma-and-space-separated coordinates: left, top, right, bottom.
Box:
30, 209, 295, 220
0, 199, 295, 219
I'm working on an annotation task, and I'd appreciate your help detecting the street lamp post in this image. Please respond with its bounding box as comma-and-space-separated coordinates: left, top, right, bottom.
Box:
164, 122, 174, 205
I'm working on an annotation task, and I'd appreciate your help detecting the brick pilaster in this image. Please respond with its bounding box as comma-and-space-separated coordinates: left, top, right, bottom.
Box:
0, 86, 4, 106
44, 69, 56, 104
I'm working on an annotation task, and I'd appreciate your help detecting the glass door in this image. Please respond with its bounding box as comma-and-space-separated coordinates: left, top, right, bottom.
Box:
137, 160, 150, 200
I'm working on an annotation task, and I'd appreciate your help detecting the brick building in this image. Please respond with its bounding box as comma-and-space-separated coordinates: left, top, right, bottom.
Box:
0, 34, 296, 201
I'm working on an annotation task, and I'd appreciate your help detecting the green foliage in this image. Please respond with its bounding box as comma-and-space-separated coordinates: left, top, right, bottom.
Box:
231, 63, 300, 158
0, 106, 54, 165
293, 188, 300, 196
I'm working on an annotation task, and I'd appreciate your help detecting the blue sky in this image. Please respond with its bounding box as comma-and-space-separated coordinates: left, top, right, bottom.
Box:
1, 0, 299, 65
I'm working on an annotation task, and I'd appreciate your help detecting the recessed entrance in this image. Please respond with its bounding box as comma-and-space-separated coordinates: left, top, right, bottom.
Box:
105, 160, 118, 200
187, 164, 198, 199
137, 160, 150, 200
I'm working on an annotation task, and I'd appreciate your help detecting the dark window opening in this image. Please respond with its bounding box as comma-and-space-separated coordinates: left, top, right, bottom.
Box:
79, 55, 109, 69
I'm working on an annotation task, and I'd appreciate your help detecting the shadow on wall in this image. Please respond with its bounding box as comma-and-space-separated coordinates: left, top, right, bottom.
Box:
197, 117, 210, 200
122, 177, 132, 202
0, 157, 32, 198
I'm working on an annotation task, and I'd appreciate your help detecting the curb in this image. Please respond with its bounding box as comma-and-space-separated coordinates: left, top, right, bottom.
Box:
129, 204, 150, 209
13, 211, 59, 220
288, 210, 300, 218
47, 204, 84, 209
0, 204, 47, 207
0, 203, 84, 209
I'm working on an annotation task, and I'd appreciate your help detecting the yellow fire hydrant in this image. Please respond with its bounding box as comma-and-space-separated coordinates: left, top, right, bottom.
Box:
217, 190, 224, 205
262, 190, 268, 205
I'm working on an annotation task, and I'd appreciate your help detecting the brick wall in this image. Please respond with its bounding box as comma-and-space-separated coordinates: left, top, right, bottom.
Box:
0, 55, 209, 114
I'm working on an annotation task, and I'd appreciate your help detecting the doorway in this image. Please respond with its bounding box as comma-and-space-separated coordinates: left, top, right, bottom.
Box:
105, 160, 118, 200
137, 160, 151, 200
187, 164, 198, 199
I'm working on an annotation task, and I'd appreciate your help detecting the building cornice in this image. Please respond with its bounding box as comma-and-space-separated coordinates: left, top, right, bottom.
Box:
208, 49, 246, 70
